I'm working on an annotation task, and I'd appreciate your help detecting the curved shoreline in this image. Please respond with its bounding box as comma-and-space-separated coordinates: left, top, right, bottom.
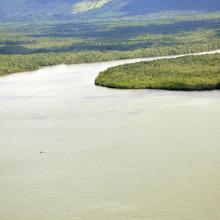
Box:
95, 51, 220, 91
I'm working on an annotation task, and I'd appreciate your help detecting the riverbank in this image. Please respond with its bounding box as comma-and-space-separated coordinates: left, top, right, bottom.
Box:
95, 52, 220, 91
1, 47, 220, 77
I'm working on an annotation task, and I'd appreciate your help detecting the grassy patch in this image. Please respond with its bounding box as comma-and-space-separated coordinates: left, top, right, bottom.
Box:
72, 0, 111, 14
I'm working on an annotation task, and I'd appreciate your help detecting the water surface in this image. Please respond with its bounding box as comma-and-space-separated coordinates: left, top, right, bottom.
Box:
0, 54, 220, 220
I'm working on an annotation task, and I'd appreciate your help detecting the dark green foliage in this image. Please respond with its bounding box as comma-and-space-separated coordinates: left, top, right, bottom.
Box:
0, 12, 220, 76
0, 47, 200, 76
95, 54, 220, 91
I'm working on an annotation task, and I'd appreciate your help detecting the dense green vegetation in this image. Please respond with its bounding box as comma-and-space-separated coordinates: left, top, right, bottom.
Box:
0, 12, 220, 76
0, 45, 218, 76
95, 54, 220, 91
1, 0, 220, 21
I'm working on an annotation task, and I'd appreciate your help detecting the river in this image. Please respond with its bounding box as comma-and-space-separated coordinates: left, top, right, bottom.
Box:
0, 51, 220, 220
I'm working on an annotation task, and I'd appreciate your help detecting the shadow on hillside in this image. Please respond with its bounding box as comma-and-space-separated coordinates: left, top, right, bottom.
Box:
33, 18, 220, 39
0, 38, 180, 55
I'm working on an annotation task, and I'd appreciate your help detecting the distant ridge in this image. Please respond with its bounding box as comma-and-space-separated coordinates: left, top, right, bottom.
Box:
0, 0, 220, 21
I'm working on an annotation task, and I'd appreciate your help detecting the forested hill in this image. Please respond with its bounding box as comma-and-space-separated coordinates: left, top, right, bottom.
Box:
120, 0, 220, 15
1, 0, 220, 21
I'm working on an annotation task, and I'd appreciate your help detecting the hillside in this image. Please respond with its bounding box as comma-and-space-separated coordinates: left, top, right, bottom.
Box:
120, 0, 220, 15
1, 0, 220, 21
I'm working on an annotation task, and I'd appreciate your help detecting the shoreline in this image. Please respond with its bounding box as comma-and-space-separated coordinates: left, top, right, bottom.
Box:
95, 51, 220, 91
1, 49, 220, 78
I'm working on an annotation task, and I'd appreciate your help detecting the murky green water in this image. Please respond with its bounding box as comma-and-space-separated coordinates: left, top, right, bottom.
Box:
0, 55, 220, 220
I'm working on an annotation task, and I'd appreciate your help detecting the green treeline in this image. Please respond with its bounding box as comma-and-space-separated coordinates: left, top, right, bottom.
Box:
0, 44, 219, 76
95, 54, 220, 91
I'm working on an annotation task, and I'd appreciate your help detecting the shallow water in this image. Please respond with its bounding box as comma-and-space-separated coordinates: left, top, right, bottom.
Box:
0, 54, 220, 220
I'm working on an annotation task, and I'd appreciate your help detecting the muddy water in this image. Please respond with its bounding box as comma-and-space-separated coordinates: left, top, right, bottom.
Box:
0, 53, 220, 220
